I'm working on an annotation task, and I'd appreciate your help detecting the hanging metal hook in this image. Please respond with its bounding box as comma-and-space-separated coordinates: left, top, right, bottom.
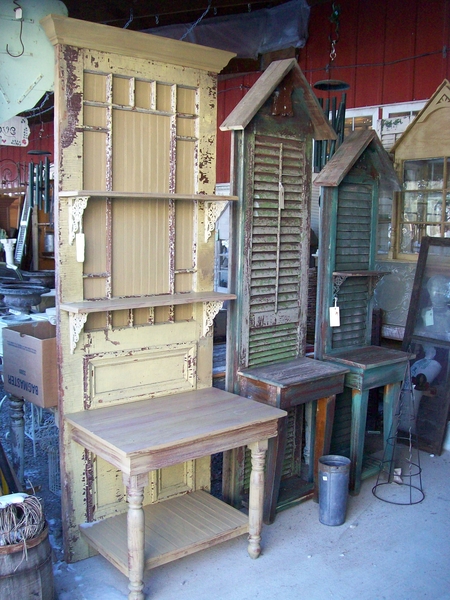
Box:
123, 7, 134, 29
328, 2, 341, 62
6, 1, 25, 58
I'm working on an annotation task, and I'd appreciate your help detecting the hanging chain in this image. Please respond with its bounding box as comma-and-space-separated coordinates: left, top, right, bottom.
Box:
329, 2, 341, 62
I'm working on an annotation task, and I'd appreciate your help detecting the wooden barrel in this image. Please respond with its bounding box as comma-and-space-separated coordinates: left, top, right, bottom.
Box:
0, 525, 54, 599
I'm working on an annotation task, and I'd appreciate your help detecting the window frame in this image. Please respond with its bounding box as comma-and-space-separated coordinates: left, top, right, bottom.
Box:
393, 156, 450, 261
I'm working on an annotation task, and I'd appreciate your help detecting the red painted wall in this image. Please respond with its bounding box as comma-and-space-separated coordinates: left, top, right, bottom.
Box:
216, 72, 261, 184
299, 0, 450, 108
3, 0, 449, 186
217, 0, 450, 182
0, 121, 54, 188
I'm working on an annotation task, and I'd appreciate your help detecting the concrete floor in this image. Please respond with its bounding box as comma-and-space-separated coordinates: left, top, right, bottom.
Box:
54, 449, 450, 600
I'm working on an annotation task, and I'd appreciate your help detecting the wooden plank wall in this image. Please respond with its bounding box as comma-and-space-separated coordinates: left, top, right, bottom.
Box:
299, 0, 450, 108
216, 0, 450, 184
2, 1, 449, 187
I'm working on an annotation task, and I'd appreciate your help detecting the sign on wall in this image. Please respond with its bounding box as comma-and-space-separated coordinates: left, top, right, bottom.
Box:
0, 116, 30, 147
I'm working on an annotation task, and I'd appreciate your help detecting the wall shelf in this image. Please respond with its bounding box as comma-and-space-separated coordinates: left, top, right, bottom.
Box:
59, 190, 239, 201
60, 291, 236, 314
61, 292, 236, 354
61, 190, 238, 246
332, 270, 389, 298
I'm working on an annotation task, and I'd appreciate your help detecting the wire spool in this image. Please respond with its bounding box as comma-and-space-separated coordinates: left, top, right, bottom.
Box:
0, 494, 54, 599
0, 493, 45, 545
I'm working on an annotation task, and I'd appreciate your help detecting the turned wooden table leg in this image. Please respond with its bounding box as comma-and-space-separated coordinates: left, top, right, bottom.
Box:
247, 439, 268, 559
124, 473, 149, 600
9, 394, 25, 486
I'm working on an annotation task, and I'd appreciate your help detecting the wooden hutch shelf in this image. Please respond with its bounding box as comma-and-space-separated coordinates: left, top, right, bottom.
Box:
62, 292, 236, 354
60, 291, 237, 314
62, 190, 237, 247
59, 190, 239, 201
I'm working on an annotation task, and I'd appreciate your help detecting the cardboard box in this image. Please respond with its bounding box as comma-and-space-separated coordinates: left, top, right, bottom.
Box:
2, 321, 58, 408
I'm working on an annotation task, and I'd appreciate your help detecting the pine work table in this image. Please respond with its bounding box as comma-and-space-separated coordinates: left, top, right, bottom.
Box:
66, 387, 287, 600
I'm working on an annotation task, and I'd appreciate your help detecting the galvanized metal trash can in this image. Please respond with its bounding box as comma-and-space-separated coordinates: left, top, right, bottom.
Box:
318, 455, 351, 526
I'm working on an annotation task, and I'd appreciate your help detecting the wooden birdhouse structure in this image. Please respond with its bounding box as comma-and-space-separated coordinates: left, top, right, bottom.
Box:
41, 14, 286, 598
314, 129, 411, 494
314, 129, 401, 359
221, 58, 336, 381
220, 59, 349, 521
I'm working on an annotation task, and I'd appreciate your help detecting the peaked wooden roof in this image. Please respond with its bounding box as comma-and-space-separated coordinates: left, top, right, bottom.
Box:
314, 129, 400, 190
219, 58, 336, 141
390, 79, 450, 154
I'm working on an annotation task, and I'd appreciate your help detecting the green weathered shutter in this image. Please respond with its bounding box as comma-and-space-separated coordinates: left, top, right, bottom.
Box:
331, 175, 376, 350
244, 134, 309, 367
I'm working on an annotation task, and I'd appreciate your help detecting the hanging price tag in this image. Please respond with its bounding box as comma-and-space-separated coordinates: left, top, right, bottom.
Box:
423, 307, 434, 327
329, 297, 340, 327
76, 232, 85, 263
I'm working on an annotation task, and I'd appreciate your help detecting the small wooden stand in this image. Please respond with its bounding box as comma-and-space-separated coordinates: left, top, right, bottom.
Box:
323, 346, 410, 494
238, 357, 348, 522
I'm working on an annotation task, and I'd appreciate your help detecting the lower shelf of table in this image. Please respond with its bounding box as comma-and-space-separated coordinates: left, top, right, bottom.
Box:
80, 490, 249, 575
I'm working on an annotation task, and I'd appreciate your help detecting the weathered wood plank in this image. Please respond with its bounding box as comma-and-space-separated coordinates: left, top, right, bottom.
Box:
60, 291, 236, 313
41, 14, 235, 73
80, 490, 248, 574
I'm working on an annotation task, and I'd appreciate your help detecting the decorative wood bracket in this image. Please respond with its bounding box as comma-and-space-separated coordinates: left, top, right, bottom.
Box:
69, 196, 89, 244
204, 201, 228, 242
203, 300, 224, 337
332, 271, 390, 300
332, 273, 349, 298
69, 312, 88, 354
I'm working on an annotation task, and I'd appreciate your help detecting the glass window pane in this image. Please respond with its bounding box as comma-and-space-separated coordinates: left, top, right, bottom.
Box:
377, 222, 390, 255
353, 115, 372, 130
402, 191, 446, 223
402, 192, 421, 221
427, 192, 445, 221
403, 159, 444, 190
426, 224, 442, 238
400, 224, 421, 254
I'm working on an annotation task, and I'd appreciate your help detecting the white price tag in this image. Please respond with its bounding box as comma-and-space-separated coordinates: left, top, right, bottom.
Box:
329, 298, 340, 327
76, 232, 85, 263
423, 307, 434, 327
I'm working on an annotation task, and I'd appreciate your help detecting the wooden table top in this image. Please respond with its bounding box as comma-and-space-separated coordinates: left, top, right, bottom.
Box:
238, 357, 349, 388
324, 345, 410, 369
66, 387, 286, 474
